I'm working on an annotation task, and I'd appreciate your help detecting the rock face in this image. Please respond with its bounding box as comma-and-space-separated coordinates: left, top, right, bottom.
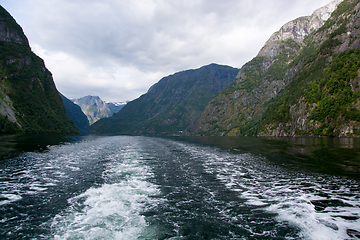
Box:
0, 11, 28, 44
258, 0, 343, 60
188, 0, 360, 137
0, 6, 78, 134
74, 96, 125, 125
90, 63, 239, 135
263, 0, 341, 43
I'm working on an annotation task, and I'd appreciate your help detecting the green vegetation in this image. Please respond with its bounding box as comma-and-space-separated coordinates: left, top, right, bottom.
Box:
264, 39, 301, 81
258, 47, 359, 136
90, 0, 360, 137
329, 23, 347, 38
239, 57, 265, 92
306, 50, 360, 127
258, 51, 328, 130
0, 6, 78, 134
318, 0, 358, 33
232, 122, 258, 136
0, 115, 21, 134
90, 64, 239, 135
255, 0, 360, 136
190, 0, 360, 137
319, 38, 342, 55
221, 40, 299, 98
1, 50, 78, 134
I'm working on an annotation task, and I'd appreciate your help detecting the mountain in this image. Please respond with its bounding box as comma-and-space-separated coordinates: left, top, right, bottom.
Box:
90, 63, 239, 135
107, 101, 127, 115
0, 6, 78, 134
60, 94, 89, 135
73, 96, 126, 125
186, 0, 360, 137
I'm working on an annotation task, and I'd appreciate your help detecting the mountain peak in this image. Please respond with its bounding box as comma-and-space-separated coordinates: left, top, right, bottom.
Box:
0, 6, 29, 45
257, 0, 343, 59
90, 64, 239, 135
74, 96, 125, 125
187, 0, 360, 138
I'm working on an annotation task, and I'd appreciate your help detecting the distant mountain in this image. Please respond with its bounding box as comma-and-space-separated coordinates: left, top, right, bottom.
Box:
73, 96, 126, 125
0, 6, 78, 134
107, 101, 127, 115
60, 94, 89, 135
90, 63, 239, 135
187, 0, 360, 137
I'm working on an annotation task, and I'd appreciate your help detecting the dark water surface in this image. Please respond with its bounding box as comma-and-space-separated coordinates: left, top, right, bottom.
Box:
0, 135, 359, 239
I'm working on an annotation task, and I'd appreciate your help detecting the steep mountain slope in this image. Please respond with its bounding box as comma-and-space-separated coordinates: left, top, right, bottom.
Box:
90, 63, 239, 135
73, 96, 125, 125
187, 0, 360, 137
60, 94, 89, 135
258, 0, 360, 137
0, 6, 78, 134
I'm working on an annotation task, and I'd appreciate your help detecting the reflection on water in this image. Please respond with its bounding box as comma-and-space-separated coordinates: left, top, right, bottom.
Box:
171, 136, 360, 180
1, 135, 359, 180
0, 134, 84, 157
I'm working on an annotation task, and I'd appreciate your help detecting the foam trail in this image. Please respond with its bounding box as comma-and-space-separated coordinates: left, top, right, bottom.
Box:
182, 143, 360, 240
52, 141, 162, 240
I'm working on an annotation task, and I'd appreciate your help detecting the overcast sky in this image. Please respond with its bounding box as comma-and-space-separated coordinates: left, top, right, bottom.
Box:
2, 0, 332, 102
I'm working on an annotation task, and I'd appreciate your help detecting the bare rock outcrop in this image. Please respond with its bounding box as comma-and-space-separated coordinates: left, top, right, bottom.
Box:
257, 0, 343, 59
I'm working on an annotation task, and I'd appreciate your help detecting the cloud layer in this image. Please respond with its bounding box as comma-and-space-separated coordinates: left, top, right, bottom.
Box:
2, 0, 331, 102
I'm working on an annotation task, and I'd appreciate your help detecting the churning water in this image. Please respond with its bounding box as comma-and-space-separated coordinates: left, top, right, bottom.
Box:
0, 135, 359, 239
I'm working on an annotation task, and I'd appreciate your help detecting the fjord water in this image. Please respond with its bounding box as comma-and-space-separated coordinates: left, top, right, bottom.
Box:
0, 135, 359, 239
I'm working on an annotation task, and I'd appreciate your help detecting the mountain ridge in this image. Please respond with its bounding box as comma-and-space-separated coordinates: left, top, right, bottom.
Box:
90, 63, 239, 135
187, 0, 360, 137
257, 0, 343, 61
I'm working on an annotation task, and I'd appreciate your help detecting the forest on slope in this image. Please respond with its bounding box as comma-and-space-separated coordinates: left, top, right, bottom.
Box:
0, 6, 78, 134
187, 0, 360, 137
90, 64, 239, 135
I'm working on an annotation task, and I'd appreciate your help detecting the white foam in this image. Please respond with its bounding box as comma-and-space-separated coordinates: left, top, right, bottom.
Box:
245, 199, 268, 206
29, 185, 48, 192
51, 140, 163, 240
0, 193, 22, 205
53, 182, 158, 239
183, 143, 360, 240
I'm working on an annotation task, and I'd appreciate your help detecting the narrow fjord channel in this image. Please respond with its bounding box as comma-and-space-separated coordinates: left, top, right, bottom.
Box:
0, 135, 359, 239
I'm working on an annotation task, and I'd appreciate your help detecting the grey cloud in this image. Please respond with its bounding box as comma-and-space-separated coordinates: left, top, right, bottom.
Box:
2, 0, 333, 101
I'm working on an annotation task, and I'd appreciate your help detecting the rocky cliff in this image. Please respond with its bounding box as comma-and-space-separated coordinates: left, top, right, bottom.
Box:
73, 96, 125, 125
187, 0, 360, 137
0, 6, 78, 134
257, 0, 342, 60
90, 63, 239, 135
